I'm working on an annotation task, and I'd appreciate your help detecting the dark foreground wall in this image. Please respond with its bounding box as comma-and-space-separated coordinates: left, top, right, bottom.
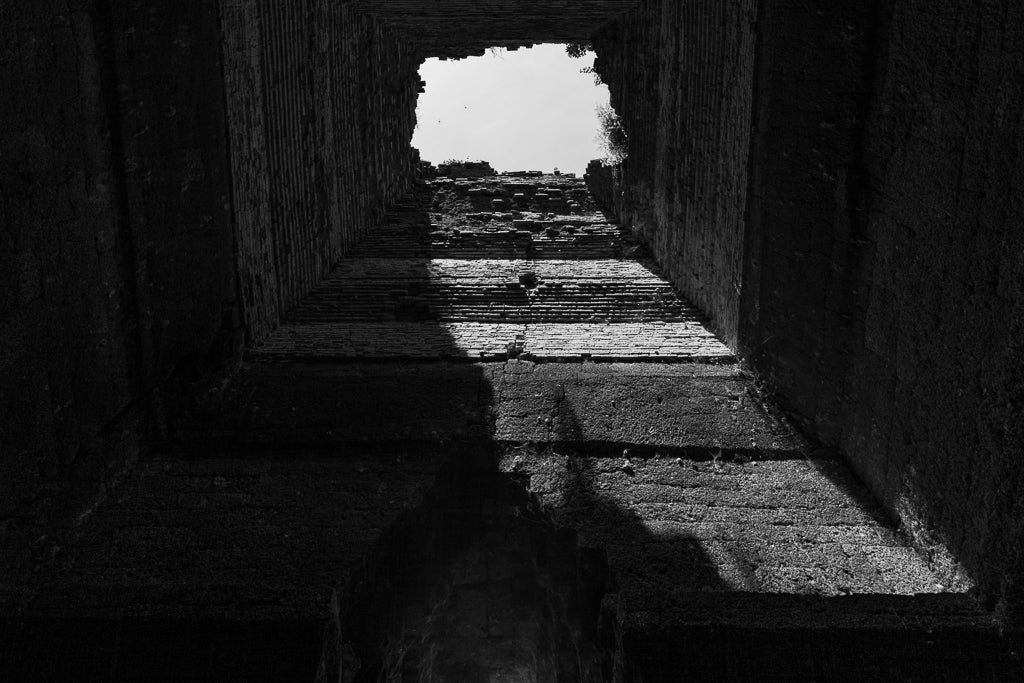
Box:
743, 0, 1024, 620
845, 0, 1024, 618
1, 2, 138, 563
0, 1, 239, 579
596, 0, 1024, 619
1, 0, 429, 572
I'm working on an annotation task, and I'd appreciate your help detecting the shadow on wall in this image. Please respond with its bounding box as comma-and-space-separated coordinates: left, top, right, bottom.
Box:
335, 446, 611, 682
311, 182, 605, 681
331, 445, 729, 683
310, 182, 729, 682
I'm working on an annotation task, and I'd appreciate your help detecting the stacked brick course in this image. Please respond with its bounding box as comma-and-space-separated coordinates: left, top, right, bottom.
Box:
591, 0, 758, 347
221, 0, 422, 342
352, 0, 638, 57
254, 175, 729, 362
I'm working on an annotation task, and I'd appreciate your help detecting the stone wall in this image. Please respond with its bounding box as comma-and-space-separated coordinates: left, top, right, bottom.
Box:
846, 0, 1024, 619
592, 0, 758, 347
0, 0, 629, 584
738, 0, 878, 450
0, 1, 240, 575
352, 0, 639, 58
1, 2, 138, 560
3, 0, 1021, 628
222, 0, 422, 342
110, 1, 242, 391
596, 0, 1024, 619
738, 0, 1024, 618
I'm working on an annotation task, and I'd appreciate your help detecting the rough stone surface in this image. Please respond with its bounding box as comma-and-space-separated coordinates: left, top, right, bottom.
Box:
0, 0, 241, 583
490, 363, 796, 449
169, 361, 795, 451
352, 0, 640, 57
221, 0, 422, 341
591, 0, 758, 347
19, 452, 446, 620
288, 258, 705, 323
842, 0, 1024, 621
0, 2, 137, 551
4, 0, 1024, 677
257, 177, 725, 364
741, 1, 1024, 619
593, 0, 1024, 619
252, 322, 730, 362
509, 451, 956, 598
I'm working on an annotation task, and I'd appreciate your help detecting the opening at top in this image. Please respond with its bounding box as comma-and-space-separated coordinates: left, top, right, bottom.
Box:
412, 43, 621, 176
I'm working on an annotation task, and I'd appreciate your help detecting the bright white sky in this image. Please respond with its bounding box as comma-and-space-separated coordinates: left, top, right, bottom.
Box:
411, 44, 611, 176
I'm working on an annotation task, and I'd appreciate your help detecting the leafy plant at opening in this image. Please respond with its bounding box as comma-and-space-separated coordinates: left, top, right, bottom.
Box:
595, 104, 628, 164
564, 42, 603, 85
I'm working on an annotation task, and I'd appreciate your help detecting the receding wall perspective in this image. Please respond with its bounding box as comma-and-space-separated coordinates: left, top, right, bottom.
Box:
590, 0, 758, 347
1, 0, 1022, 678
844, 1, 1024, 618
588, 0, 1024, 619
221, 0, 422, 343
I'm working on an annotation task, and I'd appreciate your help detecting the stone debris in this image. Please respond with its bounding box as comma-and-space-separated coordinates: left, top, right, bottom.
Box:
517, 270, 539, 289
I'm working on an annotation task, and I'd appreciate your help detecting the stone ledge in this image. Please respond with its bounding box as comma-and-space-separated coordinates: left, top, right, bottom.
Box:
250, 322, 733, 361
169, 361, 796, 450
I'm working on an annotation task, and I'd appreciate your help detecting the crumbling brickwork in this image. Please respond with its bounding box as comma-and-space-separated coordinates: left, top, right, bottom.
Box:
352, 0, 639, 58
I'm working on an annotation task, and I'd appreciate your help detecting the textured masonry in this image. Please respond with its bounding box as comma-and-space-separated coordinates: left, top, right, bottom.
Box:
221, 0, 422, 341
591, 0, 758, 348
1, 0, 1022, 651
589, 0, 1024, 619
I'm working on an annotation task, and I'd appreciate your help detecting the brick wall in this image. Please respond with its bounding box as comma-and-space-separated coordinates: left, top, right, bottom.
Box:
220, 1, 641, 342
352, 0, 638, 57
596, 0, 1024, 619
593, 0, 758, 347
222, 0, 421, 342
4, 0, 1021, 627
0, 0, 631, 573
